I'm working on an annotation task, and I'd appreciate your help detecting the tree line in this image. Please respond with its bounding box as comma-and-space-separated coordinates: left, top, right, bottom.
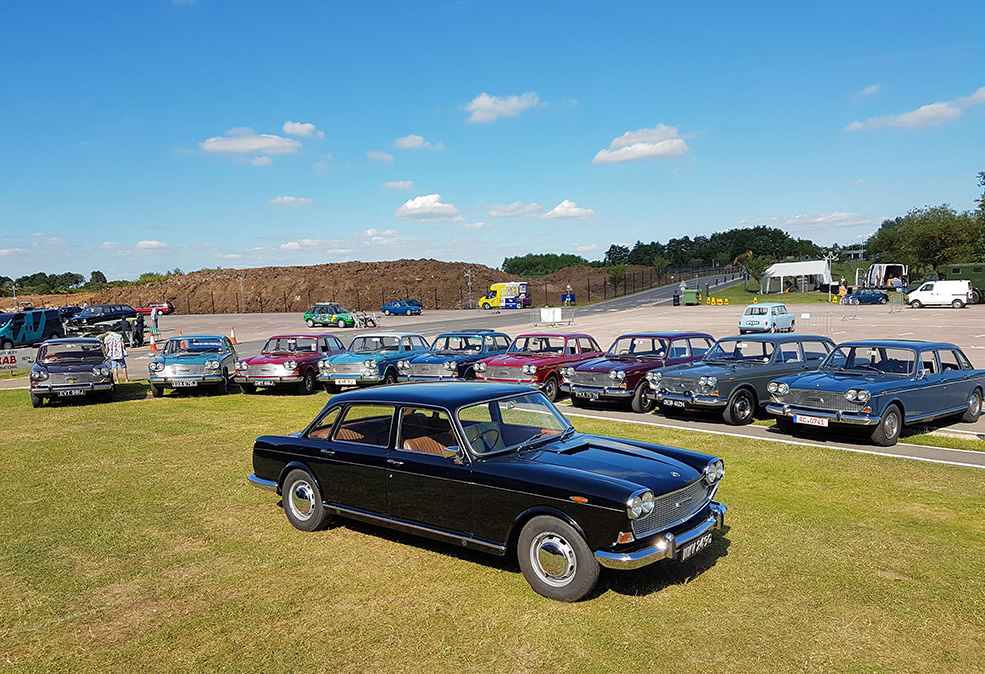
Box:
0, 268, 185, 297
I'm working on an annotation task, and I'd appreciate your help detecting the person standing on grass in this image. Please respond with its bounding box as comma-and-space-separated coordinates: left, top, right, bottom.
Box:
104, 327, 129, 383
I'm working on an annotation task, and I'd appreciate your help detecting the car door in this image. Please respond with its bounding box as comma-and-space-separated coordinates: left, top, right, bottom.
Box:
936, 349, 973, 411
908, 349, 947, 419
306, 403, 391, 513
385, 407, 472, 535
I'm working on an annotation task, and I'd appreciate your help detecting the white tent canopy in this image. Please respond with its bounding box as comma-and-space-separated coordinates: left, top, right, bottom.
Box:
760, 260, 832, 294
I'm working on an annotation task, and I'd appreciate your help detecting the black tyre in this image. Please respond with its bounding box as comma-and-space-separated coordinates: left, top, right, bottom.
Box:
971, 289, 982, 305
383, 309, 391, 316
960, 389, 982, 423
631, 383, 655, 413
738, 329, 747, 335
282, 469, 331, 532
214, 372, 229, 395
102, 388, 115, 403
306, 319, 315, 328
323, 381, 340, 394
381, 369, 397, 385
542, 375, 560, 402
788, 320, 796, 333
879, 296, 888, 304
337, 319, 347, 328
910, 299, 923, 308
298, 370, 317, 395
774, 417, 795, 434
1, 340, 13, 351
30, 393, 43, 408
150, 384, 164, 398
480, 303, 491, 311
569, 395, 589, 408
723, 388, 756, 425
951, 299, 965, 309
463, 369, 476, 381
240, 383, 256, 395
870, 403, 902, 447
518, 516, 599, 602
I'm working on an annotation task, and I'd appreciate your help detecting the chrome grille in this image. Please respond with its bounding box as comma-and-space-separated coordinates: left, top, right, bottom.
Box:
48, 371, 103, 385
569, 371, 609, 387
631, 479, 713, 538
407, 363, 445, 377
782, 389, 862, 413
331, 362, 365, 374
658, 377, 694, 395
486, 366, 528, 380
251, 364, 282, 376
166, 364, 205, 377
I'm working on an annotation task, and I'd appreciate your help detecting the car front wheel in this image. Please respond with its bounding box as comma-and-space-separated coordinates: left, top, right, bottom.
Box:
298, 370, 317, 395
910, 300, 923, 308
150, 384, 164, 398
870, 404, 902, 446
383, 309, 391, 316
382, 369, 397, 385
282, 469, 331, 532
631, 383, 655, 413
306, 319, 315, 327
30, 393, 43, 408
542, 375, 560, 402
961, 389, 982, 423
723, 388, 756, 425
517, 516, 599, 602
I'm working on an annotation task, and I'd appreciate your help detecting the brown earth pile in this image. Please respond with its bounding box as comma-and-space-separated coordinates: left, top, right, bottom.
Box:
10, 259, 724, 315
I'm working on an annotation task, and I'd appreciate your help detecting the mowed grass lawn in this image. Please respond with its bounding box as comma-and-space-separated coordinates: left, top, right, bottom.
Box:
1, 385, 983, 673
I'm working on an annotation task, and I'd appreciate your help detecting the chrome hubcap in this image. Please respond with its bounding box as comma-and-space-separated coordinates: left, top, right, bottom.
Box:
735, 397, 751, 419
531, 533, 576, 586
884, 412, 899, 438
971, 394, 982, 416
289, 481, 315, 520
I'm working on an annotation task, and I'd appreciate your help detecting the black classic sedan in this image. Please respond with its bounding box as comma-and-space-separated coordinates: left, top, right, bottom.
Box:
249, 382, 727, 601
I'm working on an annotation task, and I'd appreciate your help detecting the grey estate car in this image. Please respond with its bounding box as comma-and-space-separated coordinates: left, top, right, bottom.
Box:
645, 334, 835, 424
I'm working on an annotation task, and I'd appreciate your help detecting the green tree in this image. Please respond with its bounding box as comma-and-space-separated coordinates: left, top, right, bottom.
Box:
606, 265, 627, 295
90, 270, 107, 285
604, 244, 630, 265
743, 255, 774, 286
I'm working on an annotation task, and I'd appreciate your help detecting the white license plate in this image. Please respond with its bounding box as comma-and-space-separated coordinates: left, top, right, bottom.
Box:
574, 390, 599, 399
663, 399, 686, 408
256, 380, 276, 387
794, 414, 828, 427
679, 532, 713, 562
172, 380, 197, 388
57, 389, 85, 397
336, 378, 357, 386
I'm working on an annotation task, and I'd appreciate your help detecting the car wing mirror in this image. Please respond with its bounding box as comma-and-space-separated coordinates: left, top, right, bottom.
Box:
915, 368, 926, 380
442, 446, 465, 464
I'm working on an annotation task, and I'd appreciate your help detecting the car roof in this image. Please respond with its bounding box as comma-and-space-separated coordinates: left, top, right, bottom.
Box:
354, 332, 425, 339
41, 337, 103, 345
614, 331, 713, 340
164, 334, 226, 341
835, 339, 961, 351
327, 381, 539, 408
516, 332, 596, 339
437, 331, 509, 337
267, 334, 329, 340
718, 333, 832, 343
744, 302, 786, 308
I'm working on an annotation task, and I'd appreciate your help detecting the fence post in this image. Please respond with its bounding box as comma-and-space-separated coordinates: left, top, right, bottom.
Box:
544, 282, 548, 306
434, 287, 438, 310
355, 289, 360, 311
211, 290, 215, 314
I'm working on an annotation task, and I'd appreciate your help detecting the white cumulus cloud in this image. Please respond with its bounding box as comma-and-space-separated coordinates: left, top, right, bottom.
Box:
394, 194, 465, 221
466, 92, 541, 123
543, 200, 595, 220
280, 241, 302, 250
463, 221, 495, 230
394, 134, 443, 150
268, 196, 313, 206
845, 86, 985, 130
283, 121, 324, 138
367, 150, 394, 163
361, 228, 399, 237
200, 127, 302, 154
487, 201, 544, 218
383, 180, 415, 190
250, 156, 273, 166
136, 240, 167, 249
592, 124, 689, 164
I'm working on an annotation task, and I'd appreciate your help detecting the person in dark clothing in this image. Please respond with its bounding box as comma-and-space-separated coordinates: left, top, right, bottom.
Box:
133, 314, 145, 346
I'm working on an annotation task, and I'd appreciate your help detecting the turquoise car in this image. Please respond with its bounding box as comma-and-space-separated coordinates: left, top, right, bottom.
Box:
147, 334, 238, 397
317, 331, 430, 391
0, 309, 64, 350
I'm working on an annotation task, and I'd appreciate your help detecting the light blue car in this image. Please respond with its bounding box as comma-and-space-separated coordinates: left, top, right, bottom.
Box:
147, 334, 238, 397
738, 302, 795, 334
317, 331, 430, 391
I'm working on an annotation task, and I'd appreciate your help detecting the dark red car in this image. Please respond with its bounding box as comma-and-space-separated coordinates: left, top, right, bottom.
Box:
134, 301, 175, 316
475, 332, 603, 401
560, 331, 716, 413
234, 334, 346, 394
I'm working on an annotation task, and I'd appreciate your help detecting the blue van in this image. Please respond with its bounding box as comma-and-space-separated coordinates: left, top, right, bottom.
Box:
0, 309, 64, 350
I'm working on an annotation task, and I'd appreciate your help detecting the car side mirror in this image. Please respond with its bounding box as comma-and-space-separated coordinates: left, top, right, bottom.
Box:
915, 368, 926, 380
442, 446, 465, 464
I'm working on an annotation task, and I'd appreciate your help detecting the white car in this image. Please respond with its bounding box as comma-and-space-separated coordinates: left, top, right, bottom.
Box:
907, 280, 972, 309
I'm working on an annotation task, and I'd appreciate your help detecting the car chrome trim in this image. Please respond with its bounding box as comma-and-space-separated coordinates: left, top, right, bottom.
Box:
595, 502, 727, 570
248, 473, 278, 492
654, 392, 727, 408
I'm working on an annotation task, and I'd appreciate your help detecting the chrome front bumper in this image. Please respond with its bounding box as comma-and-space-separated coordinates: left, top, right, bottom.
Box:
562, 383, 633, 399
148, 375, 224, 387
235, 375, 303, 384
31, 382, 113, 395
317, 373, 383, 385
647, 391, 727, 408
766, 403, 880, 427
595, 502, 727, 570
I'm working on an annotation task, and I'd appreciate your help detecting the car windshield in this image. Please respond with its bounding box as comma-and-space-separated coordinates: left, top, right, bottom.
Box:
743, 307, 769, 316
262, 337, 317, 354
821, 346, 916, 376
457, 392, 570, 455
431, 334, 483, 354
606, 336, 667, 358
38, 342, 105, 364
75, 306, 105, 319
704, 339, 776, 362
351, 336, 399, 353
508, 336, 566, 355
164, 338, 222, 355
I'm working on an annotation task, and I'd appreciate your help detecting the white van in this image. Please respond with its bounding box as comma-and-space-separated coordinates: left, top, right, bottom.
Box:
907, 279, 972, 308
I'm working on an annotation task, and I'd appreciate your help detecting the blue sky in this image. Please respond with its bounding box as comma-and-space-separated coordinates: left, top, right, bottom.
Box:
1, 1, 983, 280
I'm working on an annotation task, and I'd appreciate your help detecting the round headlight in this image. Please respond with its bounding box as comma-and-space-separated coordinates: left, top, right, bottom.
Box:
318, 360, 329, 370
767, 382, 778, 393
443, 361, 456, 371
365, 359, 377, 369
704, 459, 725, 484
641, 491, 654, 514
609, 369, 619, 380
477, 362, 487, 372
856, 389, 871, 402
629, 495, 643, 519
204, 360, 220, 370
777, 382, 789, 395
845, 389, 858, 401
31, 369, 48, 380
149, 361, 164, 372
235, 361, 246, 371
648, 371, 662, 383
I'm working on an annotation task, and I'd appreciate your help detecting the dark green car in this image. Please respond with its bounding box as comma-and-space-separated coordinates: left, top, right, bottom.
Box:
303, 303, 356, 329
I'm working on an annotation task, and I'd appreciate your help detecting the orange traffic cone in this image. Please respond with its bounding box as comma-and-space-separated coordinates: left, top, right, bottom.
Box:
178, 329, 183, 335
230, 326, 237, 344
148, 331, 158, 351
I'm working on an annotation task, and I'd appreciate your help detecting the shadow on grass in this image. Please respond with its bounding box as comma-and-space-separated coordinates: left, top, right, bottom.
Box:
766, 414, 978, 446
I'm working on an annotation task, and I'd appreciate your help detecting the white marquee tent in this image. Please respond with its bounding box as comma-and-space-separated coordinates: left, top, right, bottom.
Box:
760, 260, 832, 294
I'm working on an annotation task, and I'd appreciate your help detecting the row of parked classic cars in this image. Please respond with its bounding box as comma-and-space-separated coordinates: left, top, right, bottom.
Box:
29, 325, 984, 448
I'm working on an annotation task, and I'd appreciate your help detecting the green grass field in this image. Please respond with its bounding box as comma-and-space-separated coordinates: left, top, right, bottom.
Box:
2, 385, 983, 673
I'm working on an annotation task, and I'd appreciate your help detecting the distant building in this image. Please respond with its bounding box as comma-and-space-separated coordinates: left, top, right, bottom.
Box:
843, 248, 865, 261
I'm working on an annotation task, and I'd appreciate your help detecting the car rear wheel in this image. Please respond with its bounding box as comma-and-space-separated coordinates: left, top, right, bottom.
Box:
961, 389, 982, 423
306, 319, 315, 327
30, 393, 43, 408
282, 469, 331, 532
879, 296, 888, 304
723, 388, 756, 425
951, 299, 965, 309
787, 320, 796, 333
517, 516, 599, 602
542, 375, 560, 402
298, 370, 316, 395
150, 384, 164, 398
870, 404, 902, 446
631, 383, 655, 413
910, 300, 923, 308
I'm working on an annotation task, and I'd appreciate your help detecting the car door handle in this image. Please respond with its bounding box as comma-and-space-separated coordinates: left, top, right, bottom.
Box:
320, 448, 335, 456
387, 458, 404, 466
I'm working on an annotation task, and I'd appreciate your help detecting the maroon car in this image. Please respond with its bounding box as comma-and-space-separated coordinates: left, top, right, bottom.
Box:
235, 334, 346, 395
475, 332, 603, 401
560, 331, 716, 413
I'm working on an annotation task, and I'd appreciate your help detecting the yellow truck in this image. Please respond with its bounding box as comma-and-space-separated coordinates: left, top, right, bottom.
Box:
479, 282, 531, 310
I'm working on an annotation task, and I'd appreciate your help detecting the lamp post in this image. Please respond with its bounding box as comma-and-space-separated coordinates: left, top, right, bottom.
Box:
235, 275, 245, 313
823, 251, 837, 303
463, 266, 475, 309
